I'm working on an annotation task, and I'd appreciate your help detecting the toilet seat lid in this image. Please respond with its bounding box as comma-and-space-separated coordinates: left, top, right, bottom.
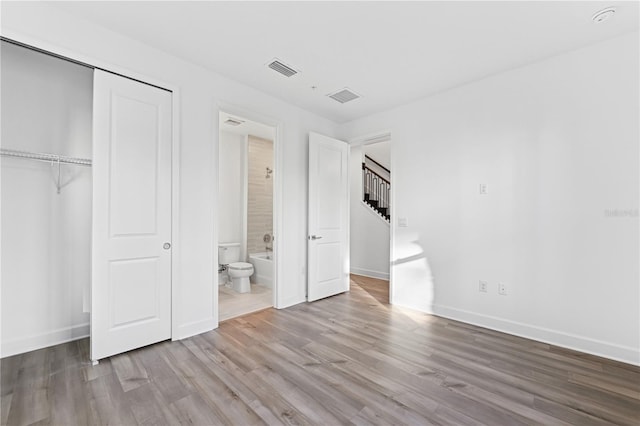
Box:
228, 262, 253, 271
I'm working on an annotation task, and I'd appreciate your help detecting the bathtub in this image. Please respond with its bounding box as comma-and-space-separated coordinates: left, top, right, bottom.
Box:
249, 252, 273, 289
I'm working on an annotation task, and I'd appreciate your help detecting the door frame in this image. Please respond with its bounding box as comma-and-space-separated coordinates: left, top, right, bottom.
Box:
1, 30, 183, 339
348, 131, 394, 304
214, 102, 283, 324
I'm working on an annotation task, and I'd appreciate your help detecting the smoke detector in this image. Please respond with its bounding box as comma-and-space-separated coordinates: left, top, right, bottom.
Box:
267, 59, 299, 77
327, 88, 361, 104
224, 117, 244, 126
592, 7, 616, 23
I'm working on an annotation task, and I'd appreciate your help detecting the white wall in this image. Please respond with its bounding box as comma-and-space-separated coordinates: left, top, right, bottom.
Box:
1, 42, 93, 356
1, 3, 338, 342
364, 141, 390, 170
350, 144, 390, 279
339, 33, 639, 365
218, 130, 245, 248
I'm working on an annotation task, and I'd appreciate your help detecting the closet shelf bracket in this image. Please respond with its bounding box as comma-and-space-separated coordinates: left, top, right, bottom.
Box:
1, 148, 92, 194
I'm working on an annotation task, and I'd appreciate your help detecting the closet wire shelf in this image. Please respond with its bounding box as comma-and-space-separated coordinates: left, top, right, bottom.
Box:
0, 148, 92, 166
1, 148, 92, 194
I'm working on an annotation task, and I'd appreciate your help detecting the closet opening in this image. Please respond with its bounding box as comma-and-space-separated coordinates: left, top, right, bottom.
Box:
1, 39, 94, 358
1, 38, 177, 363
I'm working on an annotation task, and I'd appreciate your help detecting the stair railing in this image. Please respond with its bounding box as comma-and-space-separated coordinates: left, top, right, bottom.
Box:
362, 161, 390, 221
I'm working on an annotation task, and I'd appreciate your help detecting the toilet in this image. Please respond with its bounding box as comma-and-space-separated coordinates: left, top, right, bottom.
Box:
219, 243, 253, 293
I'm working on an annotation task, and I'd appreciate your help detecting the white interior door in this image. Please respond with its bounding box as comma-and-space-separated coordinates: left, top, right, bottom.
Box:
307, 132, 349, 301
91, 70, 172, 362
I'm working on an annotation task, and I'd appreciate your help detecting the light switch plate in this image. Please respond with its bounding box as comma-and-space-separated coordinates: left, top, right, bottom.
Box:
398, 217, 408, 227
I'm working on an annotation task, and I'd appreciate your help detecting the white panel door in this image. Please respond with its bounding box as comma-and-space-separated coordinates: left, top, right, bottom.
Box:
91, 70, 172, 362
308, 132, 349, 302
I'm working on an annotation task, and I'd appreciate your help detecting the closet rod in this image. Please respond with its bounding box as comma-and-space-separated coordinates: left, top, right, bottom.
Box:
0, 148, 92, 166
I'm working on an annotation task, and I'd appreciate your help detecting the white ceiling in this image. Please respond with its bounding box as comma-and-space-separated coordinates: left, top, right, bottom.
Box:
52, 1, 638, 124
219, 112, 275, 141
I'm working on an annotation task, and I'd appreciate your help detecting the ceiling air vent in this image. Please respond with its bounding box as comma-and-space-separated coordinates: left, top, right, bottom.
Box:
328, 88, 360, 104
224, 117, 244, 127
267, 59, 298, 77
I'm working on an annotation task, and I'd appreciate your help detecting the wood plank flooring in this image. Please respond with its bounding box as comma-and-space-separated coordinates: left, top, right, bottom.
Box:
2, 275, 639, 425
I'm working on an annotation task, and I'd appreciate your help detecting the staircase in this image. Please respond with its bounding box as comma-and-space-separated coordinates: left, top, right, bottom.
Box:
362, 155, 390, 222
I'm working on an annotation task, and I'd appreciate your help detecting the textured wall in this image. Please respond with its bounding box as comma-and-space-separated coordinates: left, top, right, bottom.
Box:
247, 136, 273, 255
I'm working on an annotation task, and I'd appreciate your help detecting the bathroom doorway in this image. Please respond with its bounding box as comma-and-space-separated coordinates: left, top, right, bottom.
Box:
217, 111, 276, 322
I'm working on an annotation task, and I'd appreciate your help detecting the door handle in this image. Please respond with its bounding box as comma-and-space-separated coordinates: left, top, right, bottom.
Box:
163, 242, 171, 250
308, 235, 322, 240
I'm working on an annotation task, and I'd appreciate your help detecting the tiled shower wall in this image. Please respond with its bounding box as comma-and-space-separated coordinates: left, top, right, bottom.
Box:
247, 135, 273, 255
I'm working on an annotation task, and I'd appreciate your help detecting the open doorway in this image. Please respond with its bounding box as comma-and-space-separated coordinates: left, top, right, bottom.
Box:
349, 134, 392, 303
217, 111, 277, 321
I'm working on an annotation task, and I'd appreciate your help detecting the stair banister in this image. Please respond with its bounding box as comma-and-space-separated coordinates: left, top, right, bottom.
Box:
362, 161, 390, 222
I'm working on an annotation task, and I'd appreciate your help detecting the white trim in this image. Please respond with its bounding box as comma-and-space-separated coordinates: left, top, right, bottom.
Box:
351, 269, 390, 280
433, 304, 640, 366
170, 79, 181, 341
349, 131, 391, 147
2, 29, 184, 349
388, 135, 395, 305
1, 323, 89, 358
346, 145, 351, 294
241, 135, 249, 262
211, 102, 221, 330
392, 301, 639, 367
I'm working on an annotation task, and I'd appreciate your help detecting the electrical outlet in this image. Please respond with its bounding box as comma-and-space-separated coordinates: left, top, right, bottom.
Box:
479, 183, 488, 195
479, 280, 488, 293
498, 283, 507, 295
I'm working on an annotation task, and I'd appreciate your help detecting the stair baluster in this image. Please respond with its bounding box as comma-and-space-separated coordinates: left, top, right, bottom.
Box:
362, 161, 390, 222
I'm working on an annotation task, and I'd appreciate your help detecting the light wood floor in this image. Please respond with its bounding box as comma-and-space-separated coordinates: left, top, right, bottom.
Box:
2, 275, 639, 425
219, 283, 273, 322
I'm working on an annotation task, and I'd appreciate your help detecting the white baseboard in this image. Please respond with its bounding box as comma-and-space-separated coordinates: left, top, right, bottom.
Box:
173, 317, 216, 340
1, 323, 89, 358
428, 304, 639, 366
351, 268, 390, 280
1, 317, 219, 358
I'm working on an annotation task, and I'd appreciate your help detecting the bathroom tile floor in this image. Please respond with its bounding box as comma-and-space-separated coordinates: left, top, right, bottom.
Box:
218, 283, 272, 322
